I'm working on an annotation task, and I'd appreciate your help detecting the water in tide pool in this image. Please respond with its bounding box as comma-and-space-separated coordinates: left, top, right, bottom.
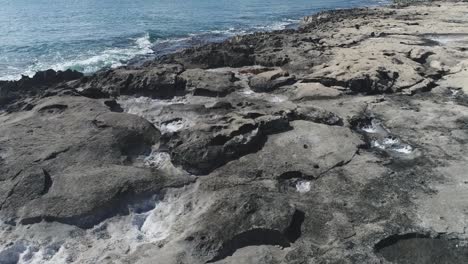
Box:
0, 0, 388, 80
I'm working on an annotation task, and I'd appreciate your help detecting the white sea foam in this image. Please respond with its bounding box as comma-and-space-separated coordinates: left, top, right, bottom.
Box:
450, 88, 461, 97
0, 33, 154, 81
241, 89, 255, 95
144, 151, 171, 168
1, 183, 212, 264
296, 181, 311, 193
361, 119, 384, 134
393, 145, 414, 154
254, 19, 299, 31
429, 34, 468, 45
382, 137, 400, 145
1, 16, 302, 81
117, 96, 191, 133
361, 124, 378, 133
267, 95, 288, 103
372, 137, 413, 154
160, 119, 186, 133
18, 246, 69, 264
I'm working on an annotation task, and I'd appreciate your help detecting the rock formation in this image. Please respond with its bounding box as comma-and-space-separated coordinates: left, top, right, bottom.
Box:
1, 1, 468, 263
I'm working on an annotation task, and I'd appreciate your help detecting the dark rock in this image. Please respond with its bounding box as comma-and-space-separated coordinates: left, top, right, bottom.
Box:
375, 233, 468, 264
0, 96, 192, 227
76, 64, 185, 99
249, 69, 296, 93
168, 113, 291, 175
180, 69, 241, 97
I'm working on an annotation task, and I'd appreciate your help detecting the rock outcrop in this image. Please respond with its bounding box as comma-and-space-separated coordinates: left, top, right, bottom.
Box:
1, 1, 468, 264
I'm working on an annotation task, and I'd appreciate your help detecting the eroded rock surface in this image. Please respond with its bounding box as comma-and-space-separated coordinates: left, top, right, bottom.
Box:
1, 1, 468, 264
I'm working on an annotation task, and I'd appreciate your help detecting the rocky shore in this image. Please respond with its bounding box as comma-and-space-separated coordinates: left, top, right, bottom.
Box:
1, 1, 468, 263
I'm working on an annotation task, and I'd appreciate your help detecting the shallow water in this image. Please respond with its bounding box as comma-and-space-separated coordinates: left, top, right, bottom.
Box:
0, 0, 388, 80
0, 183, 210, 264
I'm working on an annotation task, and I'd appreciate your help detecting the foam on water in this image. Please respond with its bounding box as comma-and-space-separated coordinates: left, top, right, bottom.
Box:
0, 18, 300, 81
0, 0, 391, 81
160, 119, 186, 133
382, 137, 400, 145
359, 118, 415, 155
392, 145, 414, 154
360, 119, 385, 134
428, 34, 468, 45
372, 137, 413, 154
18, 245, 69, 264
0, 34, 154, 81
0, 183, 213, 264
296, 181, 311, 193
117, 96, 192, 134
267, 95, 288, 103
144, 151, 171, 168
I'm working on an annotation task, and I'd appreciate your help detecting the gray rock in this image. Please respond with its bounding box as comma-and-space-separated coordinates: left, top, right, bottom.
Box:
249, 69, 296, 93
0, 96, 192, 228
180, 69, 241, 97
76, 64, 185, 99
2, 2, 468, 264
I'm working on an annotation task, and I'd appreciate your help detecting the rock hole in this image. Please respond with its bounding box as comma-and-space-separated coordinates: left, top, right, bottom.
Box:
284, 210, 305, 243
37, 104, 68, 114
278, 171, 304, 180
104, 100, 124, 112
40, 169, 53, 195
375, 233, 468, 264
0, 242, 27, 264
207, 228, 291, 263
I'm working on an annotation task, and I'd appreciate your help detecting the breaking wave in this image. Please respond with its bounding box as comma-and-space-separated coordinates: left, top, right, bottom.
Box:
0, 33, 154, 81
0, 18, 300, 81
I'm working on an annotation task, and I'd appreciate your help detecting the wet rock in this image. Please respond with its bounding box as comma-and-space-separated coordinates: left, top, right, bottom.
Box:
161, 42, 255, 69
409, 48, 434, 64
292, 106, 343, 126
215, 120, 362, 179
2, 2, 468, 264
76, 64, 185, 98
0, 96, 191, 227
205, 101, 233, 110
402, 79, 435, 95
168, 113, 291, 175
197, 193, 301, 262
180, 69, 241, 97
249, 69, 296, 93
0, 69, 83, 109
375, 233, 468, 264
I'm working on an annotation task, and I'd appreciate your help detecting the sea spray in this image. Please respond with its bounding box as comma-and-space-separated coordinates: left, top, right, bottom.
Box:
0, 182, 213, 264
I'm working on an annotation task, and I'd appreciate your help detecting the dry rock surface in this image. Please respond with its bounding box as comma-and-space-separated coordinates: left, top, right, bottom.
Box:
1, 1, 468, 263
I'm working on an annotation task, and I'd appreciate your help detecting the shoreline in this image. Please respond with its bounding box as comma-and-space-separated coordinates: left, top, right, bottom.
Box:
1, 1, 468, 263
0, 1, 389, 82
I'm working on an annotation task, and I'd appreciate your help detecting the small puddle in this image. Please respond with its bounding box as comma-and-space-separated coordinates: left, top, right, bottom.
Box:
356, 117, 415, 155
0, 184, 209, 264
372, 136, 414, 154
117, 96, 193, 134
425, 33, 468, 46
375, 233, 468, 264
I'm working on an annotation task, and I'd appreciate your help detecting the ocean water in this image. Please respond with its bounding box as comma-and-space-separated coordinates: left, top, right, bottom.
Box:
0, 0, 388, 80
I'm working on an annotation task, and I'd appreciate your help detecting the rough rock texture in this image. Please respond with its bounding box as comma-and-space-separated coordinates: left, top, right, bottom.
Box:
0, 96, 193, 228
1, 1, 468, 264
180, 69, 241, 97
248, 69, 296, 93
74, 64, 186, 99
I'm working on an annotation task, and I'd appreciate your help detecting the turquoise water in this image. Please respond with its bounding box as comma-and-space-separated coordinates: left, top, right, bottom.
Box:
0, 0, 387, 80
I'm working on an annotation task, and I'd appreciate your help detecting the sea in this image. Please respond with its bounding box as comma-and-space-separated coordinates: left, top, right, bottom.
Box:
0, 0, 388, 80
